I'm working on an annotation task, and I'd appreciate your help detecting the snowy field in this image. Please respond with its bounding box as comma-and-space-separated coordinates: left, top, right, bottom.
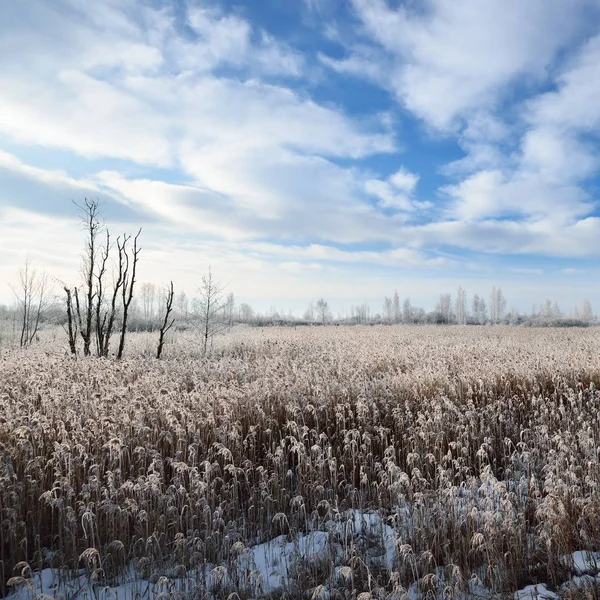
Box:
2, 325, 600, 599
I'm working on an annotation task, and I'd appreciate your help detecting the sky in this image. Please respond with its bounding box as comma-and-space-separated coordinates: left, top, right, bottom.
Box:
1, 0, 600, 316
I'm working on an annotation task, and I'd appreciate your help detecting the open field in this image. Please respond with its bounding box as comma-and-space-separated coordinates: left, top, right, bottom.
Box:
2, 325, 600, 599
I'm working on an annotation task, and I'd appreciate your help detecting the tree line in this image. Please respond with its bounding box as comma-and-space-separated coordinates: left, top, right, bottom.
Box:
2, 199, 596, 353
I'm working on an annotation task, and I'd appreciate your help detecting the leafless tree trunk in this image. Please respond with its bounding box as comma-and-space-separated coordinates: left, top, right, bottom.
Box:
117, 229, 141, 359
75, 199, 101, 356
95, 231, 127, 357
67, 199, 142, 358
63, 286, 78, 354
95, 230, 110, 356
157, 281, 175, 359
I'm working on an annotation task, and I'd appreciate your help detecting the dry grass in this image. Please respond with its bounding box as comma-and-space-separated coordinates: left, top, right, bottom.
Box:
1, 325, 600, 597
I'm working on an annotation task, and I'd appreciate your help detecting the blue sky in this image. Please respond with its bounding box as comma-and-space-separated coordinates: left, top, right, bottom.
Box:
1, 0, 600, 315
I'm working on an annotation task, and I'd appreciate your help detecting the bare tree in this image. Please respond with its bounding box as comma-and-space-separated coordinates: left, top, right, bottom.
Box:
383, 296, 393, 323
12, 258, 50, 346
63, 285, 78, 354
66, 201, 141, 357
472, 294, 481, 324
193, 267, 230, 354
472, 294, 488, 324
435, 293, 452, 323
479, 297, 488, 324
402, 297, 412, 323
224, 292, 235, 329
581, 299, 593, 323
96, 231, 128, 357
141, 283, 156, 321
315, 298, 331, 324
489, 287, 506, 324
176, 291, 189, 321
157, 281, 175, 359
352, 302, 370, 324
303, 302, 315, 322
455, 286, 467, 325
239, 303, 254, 323
74, 199, 102, 357
116, 229, 142, 359
393, 290, 401, 323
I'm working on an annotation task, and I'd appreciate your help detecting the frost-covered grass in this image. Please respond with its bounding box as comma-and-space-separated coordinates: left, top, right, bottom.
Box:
2, 325, 600, 598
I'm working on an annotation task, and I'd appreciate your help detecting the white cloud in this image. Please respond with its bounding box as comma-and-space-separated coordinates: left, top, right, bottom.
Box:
246, 241, 449, 268
444, 169, 592, 223
318, 45, 390, 86
400, 217, 600, 258
441, 31, 600, 226
181, 7, 304, 77
341, 0, 591, 130
389, 167, 419, 193
526, 34, 600, 133
0, 0, 397, 247
0, 0, 381, 168
364, 166, 419, 211
1, 0, 599, 311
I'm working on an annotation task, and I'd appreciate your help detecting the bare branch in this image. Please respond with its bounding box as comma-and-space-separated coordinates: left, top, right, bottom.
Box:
157, 281, 175, 359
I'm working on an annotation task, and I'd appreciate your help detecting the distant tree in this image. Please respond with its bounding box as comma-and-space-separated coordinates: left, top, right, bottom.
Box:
402, 297, 412, 323
303, 302, 315, 322
552, 301, 562, 319
193, 267, 230, 354
412, 306, 426, 323
581, 299, 593, 323
176, 291, 189, 321
141, 283, 156, 320
435, 293, 452, 323
315, 298, 331, 324
353, 302, 370, 324
239, 303, 254, 323
471, 294, 489, 324
489, 287, 506, 324
12, 257, 50, 346
479, 298, 488, 323
472, 294, 481, 324
393, 290, 401, 323
506, 306, 521, 325
383, 296, 394, 323
224, 293, 236, 329
455, 286, 467, 325
157, 281, 175, 359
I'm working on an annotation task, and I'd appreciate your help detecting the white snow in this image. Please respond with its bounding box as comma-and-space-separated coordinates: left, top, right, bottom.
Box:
571, 550, 600, 575
514, 583, 558, 600
6, 519, 600, 600
6, 510, 393, 599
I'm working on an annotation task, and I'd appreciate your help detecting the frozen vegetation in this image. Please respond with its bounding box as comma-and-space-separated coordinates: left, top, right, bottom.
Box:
2, 325, 600, 599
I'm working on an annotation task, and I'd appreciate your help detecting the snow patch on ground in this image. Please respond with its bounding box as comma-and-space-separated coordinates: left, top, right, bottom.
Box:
571, 550, 600, 575
514, 583, 558, 600
6, 510, 393, 599
6, 519, 600, 599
